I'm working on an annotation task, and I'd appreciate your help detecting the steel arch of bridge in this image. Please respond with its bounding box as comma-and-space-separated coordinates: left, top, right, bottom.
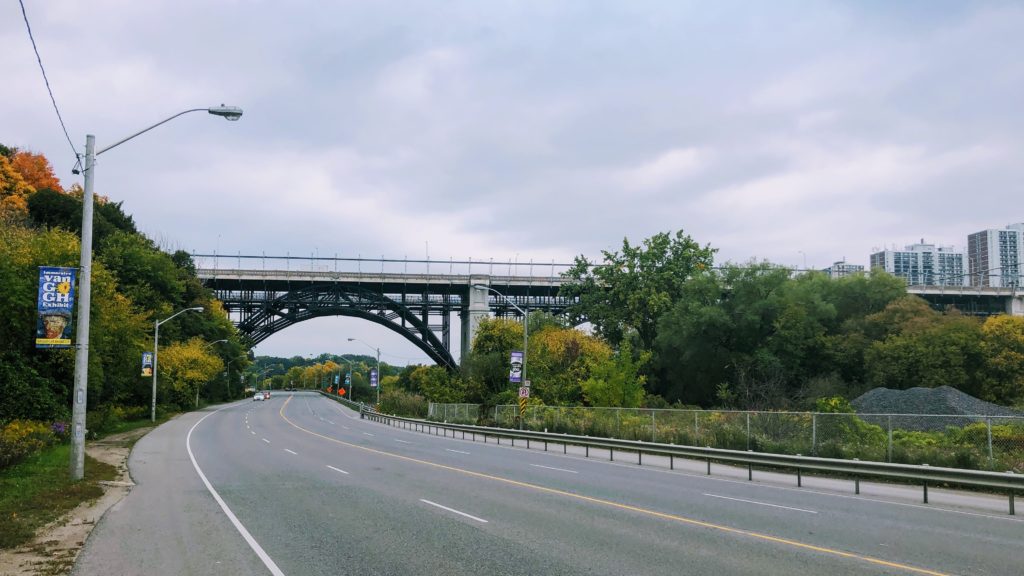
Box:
237, 283, 459, 369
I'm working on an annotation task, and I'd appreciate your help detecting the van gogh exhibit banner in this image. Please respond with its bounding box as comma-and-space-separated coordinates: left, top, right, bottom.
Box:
36, 266, 77, 349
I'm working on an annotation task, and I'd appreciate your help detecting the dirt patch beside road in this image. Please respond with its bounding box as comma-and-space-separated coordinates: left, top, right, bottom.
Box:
0, 427, 151, 576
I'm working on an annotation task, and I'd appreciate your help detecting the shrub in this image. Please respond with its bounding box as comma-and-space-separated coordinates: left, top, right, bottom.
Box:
379, 389, 428, 418
0, 420, 57, 469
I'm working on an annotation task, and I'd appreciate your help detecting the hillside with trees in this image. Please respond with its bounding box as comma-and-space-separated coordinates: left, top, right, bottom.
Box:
0, 144, 250, 431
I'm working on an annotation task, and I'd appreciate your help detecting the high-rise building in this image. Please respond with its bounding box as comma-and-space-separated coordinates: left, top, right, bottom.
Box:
966, 223, 1024, 287
824, 261, 864, 279
869, 241, 966, 286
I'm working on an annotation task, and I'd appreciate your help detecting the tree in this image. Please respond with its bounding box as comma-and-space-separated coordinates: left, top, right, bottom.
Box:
980, 315, 1024, 405
562, 230, 716, 351
157, 338, 224, 408
11, 151, 62, 192
0, 154, 33, 221
528, 326, 611, 405
581, 340, 648, 407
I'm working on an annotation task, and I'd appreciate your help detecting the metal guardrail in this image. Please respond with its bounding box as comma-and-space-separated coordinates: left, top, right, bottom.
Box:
360, 408, 1022, 515
317, 391, 363, 412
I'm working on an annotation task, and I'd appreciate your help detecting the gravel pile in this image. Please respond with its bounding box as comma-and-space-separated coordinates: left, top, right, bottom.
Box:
851, 386, 1023, 431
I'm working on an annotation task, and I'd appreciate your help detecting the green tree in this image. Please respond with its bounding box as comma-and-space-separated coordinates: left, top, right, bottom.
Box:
980, 315, 1024, 405
562, 230, 716, 351
581, 340, 648, 407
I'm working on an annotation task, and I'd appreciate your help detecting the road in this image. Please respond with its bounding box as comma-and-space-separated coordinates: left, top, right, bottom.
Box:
74, 392, 1022, 575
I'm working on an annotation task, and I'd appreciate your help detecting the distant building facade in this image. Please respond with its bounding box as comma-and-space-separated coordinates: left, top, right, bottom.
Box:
824, 261, 864, 279
966, 223, 1024, 287
869, 241, 966, 286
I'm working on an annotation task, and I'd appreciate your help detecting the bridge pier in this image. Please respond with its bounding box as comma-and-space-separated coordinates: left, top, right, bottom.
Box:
461, 278, 492, 362
1008, 295, 1024, 317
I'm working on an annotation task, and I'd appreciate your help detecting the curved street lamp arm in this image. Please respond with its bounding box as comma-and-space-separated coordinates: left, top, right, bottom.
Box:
97, 109, 207, 156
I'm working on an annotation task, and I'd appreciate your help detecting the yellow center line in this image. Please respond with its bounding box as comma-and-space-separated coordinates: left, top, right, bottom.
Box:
279, 397, 952, 576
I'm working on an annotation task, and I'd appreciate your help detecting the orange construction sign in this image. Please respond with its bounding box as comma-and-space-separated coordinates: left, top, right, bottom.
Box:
338, 388, 346, 396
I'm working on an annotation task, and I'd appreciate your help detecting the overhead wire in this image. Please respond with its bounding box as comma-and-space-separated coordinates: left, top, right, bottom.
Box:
17, 0, 81, 168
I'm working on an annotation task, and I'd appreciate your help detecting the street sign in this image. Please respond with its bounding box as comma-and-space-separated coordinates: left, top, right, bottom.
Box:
524, 379, 531, 387
518, 386, 530, 398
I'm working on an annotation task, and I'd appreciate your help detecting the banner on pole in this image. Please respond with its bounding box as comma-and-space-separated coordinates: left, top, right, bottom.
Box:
334, 374, 340, 385
36, 266, 76, 349
508, 351, 523, 383
370, 369, 378, 388
141, 352, 154, 377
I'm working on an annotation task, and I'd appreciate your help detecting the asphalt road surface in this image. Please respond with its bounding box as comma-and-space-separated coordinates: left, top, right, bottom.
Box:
73, 392, 1023, 576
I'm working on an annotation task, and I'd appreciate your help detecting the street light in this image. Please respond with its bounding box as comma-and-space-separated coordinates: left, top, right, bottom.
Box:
152, 307, 204, 422
347, 338, 380, 406
69, 105, 242, 479
473, 284, 529, 392
337, 353, 360, 399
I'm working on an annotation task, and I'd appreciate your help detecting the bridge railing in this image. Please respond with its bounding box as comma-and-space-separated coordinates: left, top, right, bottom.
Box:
192, 253, 576, 280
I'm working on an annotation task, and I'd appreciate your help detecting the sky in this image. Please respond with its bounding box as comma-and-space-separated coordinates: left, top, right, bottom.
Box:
4, 1, 1023, 362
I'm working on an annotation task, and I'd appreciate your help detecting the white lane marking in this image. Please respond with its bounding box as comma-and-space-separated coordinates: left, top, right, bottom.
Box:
327, 465, 350, 475
284, 449, 297, 455
326, 420, 335, 425
187, 404, 286, 576
703, 493, 818, 514
530, 464, 578, 474
362, 432, 374, 437
395, 439, 413, 445
420, 499, 488, 523
250, 431, 256, 435
262, 438, 270, 444
342, 426, 350, 430
446, 449, 471, 455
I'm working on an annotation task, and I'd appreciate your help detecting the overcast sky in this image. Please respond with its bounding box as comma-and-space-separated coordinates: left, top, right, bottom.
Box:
5, 1, 1023, 362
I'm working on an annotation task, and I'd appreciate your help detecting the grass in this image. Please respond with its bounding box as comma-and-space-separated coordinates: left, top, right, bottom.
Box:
0, 443, 118, 550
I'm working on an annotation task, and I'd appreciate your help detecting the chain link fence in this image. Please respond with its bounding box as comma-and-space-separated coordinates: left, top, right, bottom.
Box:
422, 403, 1024, 472
426, 403, 479, 424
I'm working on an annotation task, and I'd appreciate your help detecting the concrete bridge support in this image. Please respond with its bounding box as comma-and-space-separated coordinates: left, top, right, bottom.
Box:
461, 278, 492, 361
1008, 295, 1024, 316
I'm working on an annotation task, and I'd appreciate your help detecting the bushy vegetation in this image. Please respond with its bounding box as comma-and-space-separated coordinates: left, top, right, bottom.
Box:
1, 145, 251, 463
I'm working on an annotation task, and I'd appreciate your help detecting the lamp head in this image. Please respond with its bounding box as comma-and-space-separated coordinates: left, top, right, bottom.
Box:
472, 284, 489, 290
191, 306, 205, 313
347, 338, 355, 342
208, 105, 243, 121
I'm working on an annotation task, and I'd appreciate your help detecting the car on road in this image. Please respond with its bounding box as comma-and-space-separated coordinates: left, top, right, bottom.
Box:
263, 391, 271, 400
253, 392, 264, 401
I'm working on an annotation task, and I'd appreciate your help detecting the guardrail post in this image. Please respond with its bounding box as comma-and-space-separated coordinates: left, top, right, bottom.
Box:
747, 462, 752, 481
1010, 492, 1015, 515
797, 468, 802, 487
638, 451, 642, 466
670, 455, 674, 470
855, 478, 860, 494
610, 448, 614, 462
923, 481, 929, 503
706, 456, 711, 475
585, 445, 589, 458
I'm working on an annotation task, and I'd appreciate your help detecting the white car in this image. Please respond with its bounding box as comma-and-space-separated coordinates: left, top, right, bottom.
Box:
253, 392, 264, 401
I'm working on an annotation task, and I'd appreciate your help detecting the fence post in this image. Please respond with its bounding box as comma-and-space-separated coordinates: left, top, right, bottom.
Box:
746, 412, 751, 451
651, 411, 657, 443
616, 408, 621, 438
694, 411, 699, 440
811, 414, 817, 456
987, 418, 993, 466
887, 416, 893, 463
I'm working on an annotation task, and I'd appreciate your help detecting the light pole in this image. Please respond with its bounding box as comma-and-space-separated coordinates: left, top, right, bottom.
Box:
69, 105, 242, 479
152, 307, 204, 422
347, 338, 380, 406
473, 284, 529, 391
338, 353, 359, 399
